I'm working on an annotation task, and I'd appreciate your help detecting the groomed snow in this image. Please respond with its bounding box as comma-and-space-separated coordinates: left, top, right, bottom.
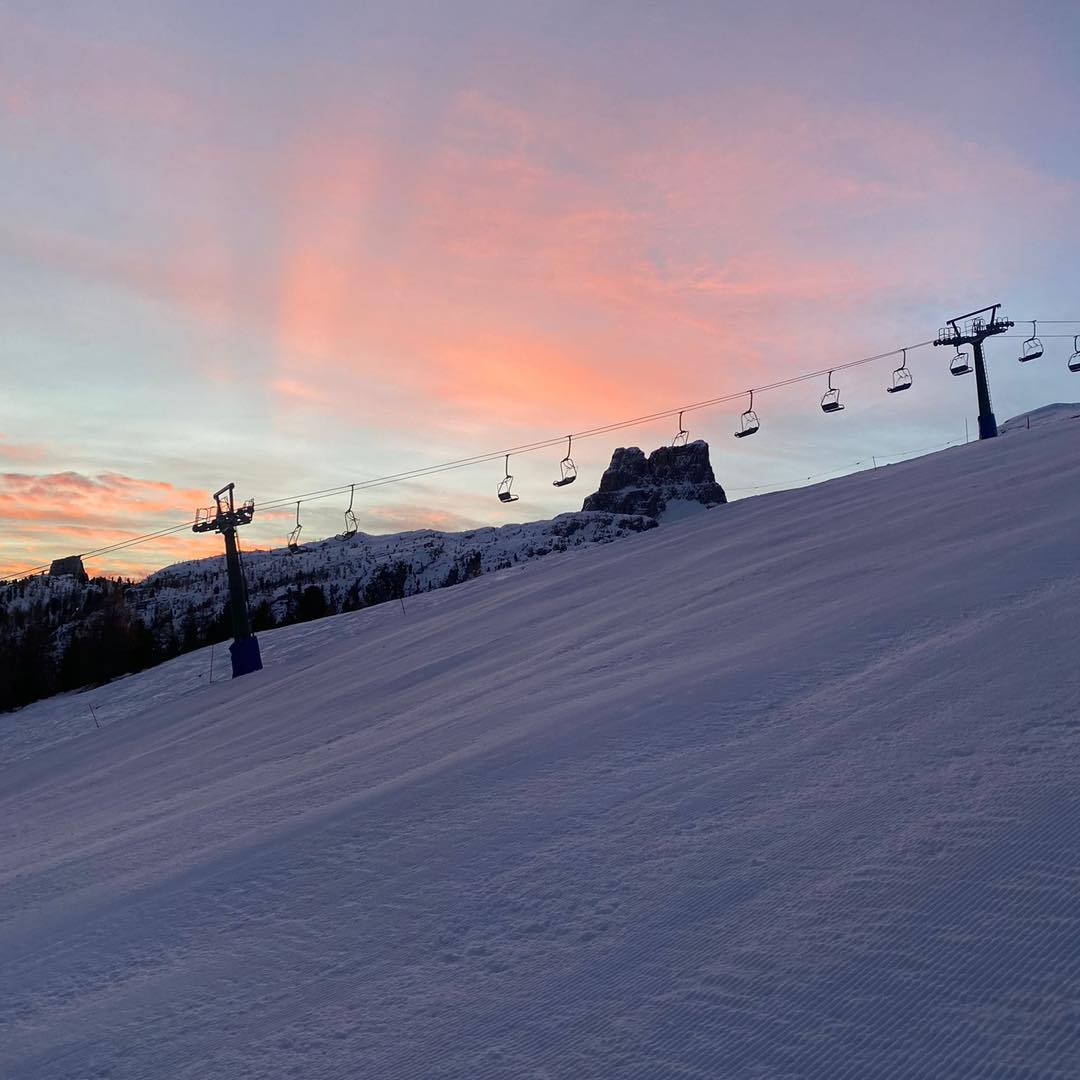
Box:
2, 413, 1079, 1078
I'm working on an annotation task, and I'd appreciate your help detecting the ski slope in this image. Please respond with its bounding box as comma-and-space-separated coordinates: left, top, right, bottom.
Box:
2, 411, 1079, 1079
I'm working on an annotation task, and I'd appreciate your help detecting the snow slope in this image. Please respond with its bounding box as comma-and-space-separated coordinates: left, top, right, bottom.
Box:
2, 413, 1079, 1079
1000, 400, 1080, 433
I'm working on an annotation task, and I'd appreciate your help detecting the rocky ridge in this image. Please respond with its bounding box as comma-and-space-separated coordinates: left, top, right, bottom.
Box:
581, 439, 727, 517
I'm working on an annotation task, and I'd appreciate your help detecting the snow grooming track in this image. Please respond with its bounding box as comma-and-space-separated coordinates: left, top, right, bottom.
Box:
2, 412, 1080, 1079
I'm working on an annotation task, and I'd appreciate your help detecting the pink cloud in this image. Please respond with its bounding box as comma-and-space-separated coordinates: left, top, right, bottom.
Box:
7, 39, 1076, 483
0, 472, 210, 578
0, 436, 45, 465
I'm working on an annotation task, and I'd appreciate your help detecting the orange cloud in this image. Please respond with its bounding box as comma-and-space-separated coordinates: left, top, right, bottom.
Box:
0, 436, 45, 465
256, 76, 1075, 445
0, 472, 209, 579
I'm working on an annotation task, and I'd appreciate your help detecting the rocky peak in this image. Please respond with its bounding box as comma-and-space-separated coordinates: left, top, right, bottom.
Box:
581, 440, 726, 519
49, 555, 88, 583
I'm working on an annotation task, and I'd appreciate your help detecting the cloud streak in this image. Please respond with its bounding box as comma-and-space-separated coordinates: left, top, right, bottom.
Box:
0, 473, 208, 578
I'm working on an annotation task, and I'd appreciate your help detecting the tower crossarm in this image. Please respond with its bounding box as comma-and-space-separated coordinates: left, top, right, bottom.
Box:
934, 303, 1012, 347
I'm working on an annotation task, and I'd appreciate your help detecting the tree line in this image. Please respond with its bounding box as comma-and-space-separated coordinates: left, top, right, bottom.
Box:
0, 554, 484, 713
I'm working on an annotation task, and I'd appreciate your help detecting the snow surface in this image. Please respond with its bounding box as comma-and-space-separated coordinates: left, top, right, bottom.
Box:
1000, 401, 1080, 433
2, 412, 1080, 1079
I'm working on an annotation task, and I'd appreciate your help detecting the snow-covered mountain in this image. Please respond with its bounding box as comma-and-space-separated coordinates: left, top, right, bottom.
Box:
136, 437, 724, 634
2, 441, 730, 710
2, 410, 1079, 1078
133, 508, 658, 634
999, 400, 1080, 432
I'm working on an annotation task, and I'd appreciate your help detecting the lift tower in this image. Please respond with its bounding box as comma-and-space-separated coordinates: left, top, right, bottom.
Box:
934, 304, 1013, 440
192, 483, 263, 678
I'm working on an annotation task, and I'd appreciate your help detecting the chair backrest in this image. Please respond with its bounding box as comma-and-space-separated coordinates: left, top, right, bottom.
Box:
735, 412, 759, 437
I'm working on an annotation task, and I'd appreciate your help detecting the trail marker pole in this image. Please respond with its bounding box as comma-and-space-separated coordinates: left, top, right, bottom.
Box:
88, 704, 100, 729
192, 483, 263, 679
934, 304, 1013, 440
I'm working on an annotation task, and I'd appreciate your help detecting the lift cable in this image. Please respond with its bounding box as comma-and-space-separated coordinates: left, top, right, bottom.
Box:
6, 320, 1075, 580
252, 339, 937, 516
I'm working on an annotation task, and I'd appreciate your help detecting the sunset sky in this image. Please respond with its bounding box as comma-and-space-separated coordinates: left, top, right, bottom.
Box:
3, 0, 1079, 578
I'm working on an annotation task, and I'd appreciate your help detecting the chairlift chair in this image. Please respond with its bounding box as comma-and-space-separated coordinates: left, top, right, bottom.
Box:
672, 410, 689, 447
734, 390, 760, 438
338, 484, 358, 540
1018, 320, 1044, 363
950, 348, 972, 376
886, 349, 913, 394
820, 370, 845, 414
552, 436, 577, 487
1069, 336, 1080, 374
497, 454, 519, 503
287, 502, 303, 553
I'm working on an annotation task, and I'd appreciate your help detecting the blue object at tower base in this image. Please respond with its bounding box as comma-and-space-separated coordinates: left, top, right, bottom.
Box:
230, 636, 263, 678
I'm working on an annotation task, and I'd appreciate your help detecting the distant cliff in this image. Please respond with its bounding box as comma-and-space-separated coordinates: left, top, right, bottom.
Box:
582, 440, 726, 518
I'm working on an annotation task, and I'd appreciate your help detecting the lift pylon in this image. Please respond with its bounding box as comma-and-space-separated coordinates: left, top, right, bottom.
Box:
192, 483, 263, 678
933, 304, 1013, 440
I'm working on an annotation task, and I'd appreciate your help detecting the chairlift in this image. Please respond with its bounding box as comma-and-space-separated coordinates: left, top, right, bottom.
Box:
287, 502, 303, 553
552, 435, 577, 487
733, 390, 759, 438
820, 370, 845, 414
1069, 336, 1080, 374
950, 348, 972, 376
886, 349, 913, 394
1018, 320, 1044, 363
337, 484, 358, 540
672, 410, 689, 447
497, 454, 519, 503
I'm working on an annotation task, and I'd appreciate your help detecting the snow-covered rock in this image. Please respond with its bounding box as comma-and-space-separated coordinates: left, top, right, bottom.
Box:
581, 439, 726, 518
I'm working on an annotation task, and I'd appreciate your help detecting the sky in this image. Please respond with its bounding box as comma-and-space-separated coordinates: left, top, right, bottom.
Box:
2, 0, 1079, 578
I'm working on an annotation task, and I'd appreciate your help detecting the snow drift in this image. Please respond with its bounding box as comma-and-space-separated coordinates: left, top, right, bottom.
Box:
2, 411, 1079, 1079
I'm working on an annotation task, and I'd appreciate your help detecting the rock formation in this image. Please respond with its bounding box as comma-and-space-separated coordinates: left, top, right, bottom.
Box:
49, 555, 88, 583
581, 440, 726, 519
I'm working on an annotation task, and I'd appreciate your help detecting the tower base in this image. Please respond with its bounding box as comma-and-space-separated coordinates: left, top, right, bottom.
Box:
230, 636, 263, 678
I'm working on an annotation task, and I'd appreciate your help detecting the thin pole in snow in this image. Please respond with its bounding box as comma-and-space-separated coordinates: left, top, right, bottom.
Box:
208, 643, 215, 684
399, 597, 407, 616
88, 704, 100, 730
872, 456, 877, 470
965, 419, 970, 443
